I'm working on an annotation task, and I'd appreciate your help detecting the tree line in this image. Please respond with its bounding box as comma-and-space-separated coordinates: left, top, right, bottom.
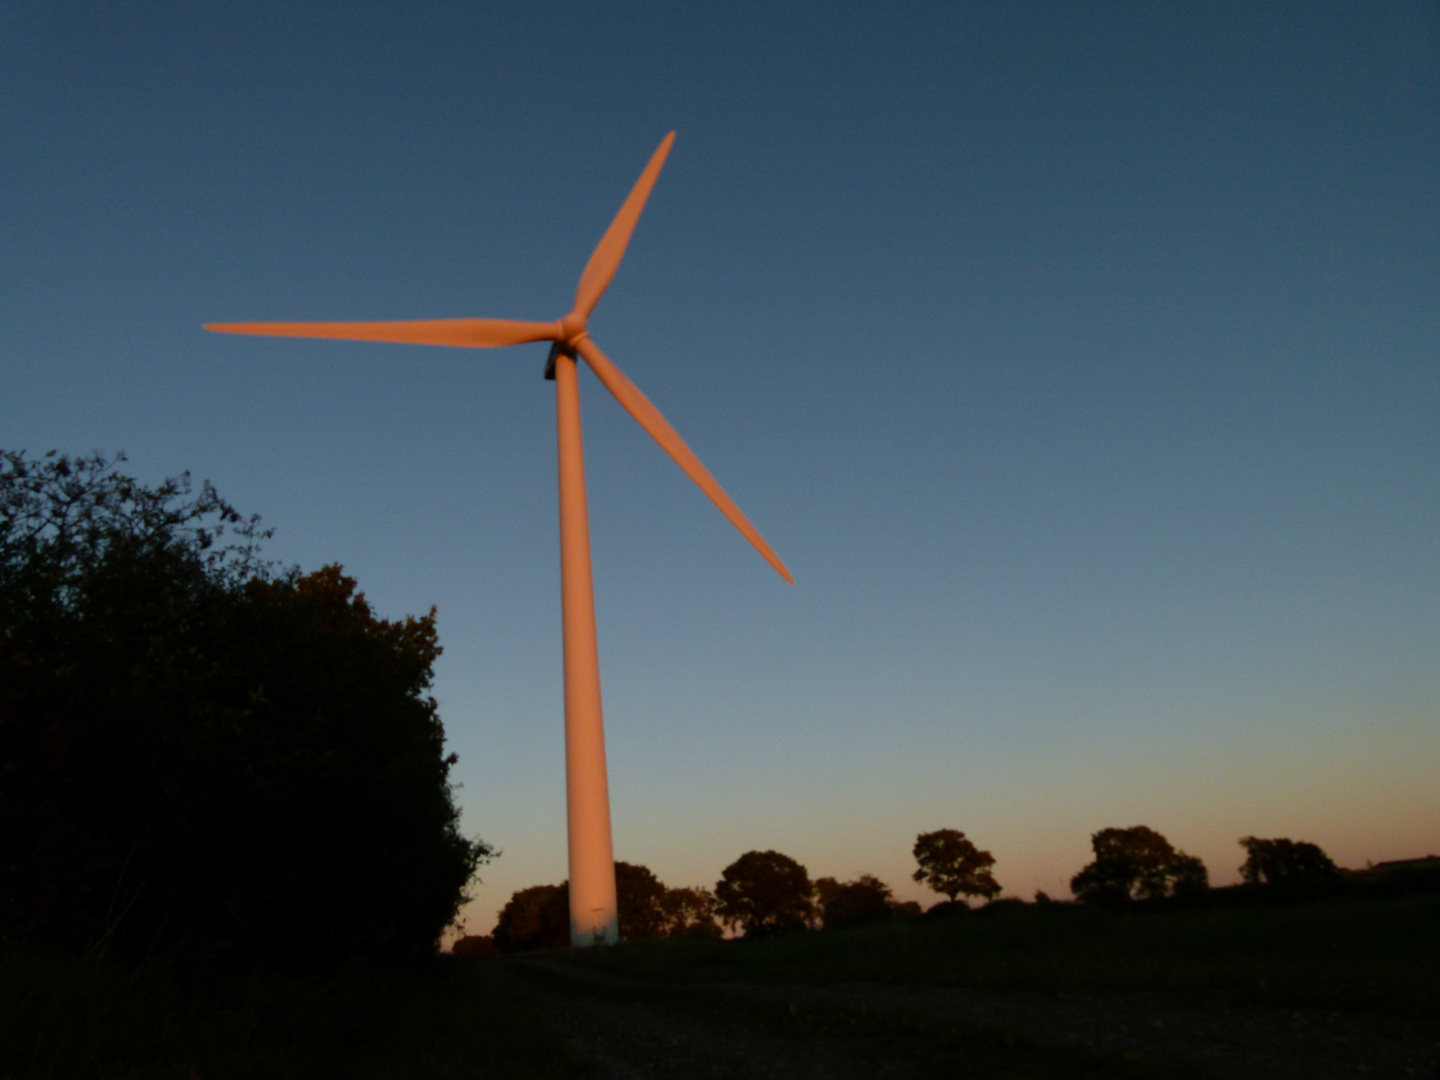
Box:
1, 450, 1396, 973
468, 826, 1352, 952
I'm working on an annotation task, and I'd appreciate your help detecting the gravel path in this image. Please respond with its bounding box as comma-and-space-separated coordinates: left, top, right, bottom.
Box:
498, 960, 1440, 1079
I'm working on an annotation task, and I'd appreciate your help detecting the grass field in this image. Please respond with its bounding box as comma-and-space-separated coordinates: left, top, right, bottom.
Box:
559, 892, 1440, 1016
4, 892, 1434, 1078
0, 948, 571, 1079
511, 957, 1203, 1079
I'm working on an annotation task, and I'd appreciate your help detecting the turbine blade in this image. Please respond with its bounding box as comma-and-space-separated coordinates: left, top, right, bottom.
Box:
573, 336, 793, 584
204, 318, 558, 348
572, 132, 676, 320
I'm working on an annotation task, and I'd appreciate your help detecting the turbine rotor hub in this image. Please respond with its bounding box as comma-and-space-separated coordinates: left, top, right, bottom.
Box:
557, 313, 587, 348
544, 314, 590, 380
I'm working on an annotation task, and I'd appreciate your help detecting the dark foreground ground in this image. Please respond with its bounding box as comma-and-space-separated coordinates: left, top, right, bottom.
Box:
4, 893, 1438, 1077
507, 954, 1437, 1078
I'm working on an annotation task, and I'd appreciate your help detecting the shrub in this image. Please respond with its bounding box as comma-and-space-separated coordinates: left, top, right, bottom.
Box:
0, 451, 490, 971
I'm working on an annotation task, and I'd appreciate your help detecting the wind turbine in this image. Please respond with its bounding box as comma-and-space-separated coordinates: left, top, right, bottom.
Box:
206, 133, 792, 947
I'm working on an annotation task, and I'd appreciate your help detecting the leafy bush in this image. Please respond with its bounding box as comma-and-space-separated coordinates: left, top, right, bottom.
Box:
0, 451, 490, 972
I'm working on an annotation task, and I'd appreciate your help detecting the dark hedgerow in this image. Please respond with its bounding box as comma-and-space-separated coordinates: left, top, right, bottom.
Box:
0, 450, 492, 972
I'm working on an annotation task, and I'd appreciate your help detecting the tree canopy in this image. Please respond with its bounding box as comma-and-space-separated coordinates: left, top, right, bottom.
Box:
1070, 826, 1208, 906
714, 850, 814, 938
1239, 836, 1339, 886
493, 884, 570, 952
0, 451, 490, 971
615, 861, 668, 941
494, 862, 720, 950
911, 829, 1002, 904
815, 873, 894, 929
658, 886, 723, 939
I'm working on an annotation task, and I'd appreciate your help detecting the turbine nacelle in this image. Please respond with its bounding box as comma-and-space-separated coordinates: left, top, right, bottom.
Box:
543, 341, 569, 381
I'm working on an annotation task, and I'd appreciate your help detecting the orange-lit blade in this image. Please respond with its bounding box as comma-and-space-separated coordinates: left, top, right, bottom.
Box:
571, 132, 676, 320
204, 318, 558, 348
573, 336, 793, 584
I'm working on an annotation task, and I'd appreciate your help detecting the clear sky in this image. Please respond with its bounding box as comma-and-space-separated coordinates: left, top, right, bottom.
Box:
3, 2, 1437, 934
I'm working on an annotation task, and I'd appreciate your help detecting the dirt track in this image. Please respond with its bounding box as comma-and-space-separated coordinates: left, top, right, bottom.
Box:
496, 960, 1440, 1079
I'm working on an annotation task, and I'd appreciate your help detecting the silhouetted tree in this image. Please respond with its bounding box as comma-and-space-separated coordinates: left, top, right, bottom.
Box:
912, 829, 1001, 904
1239, 837, 1339, 886
493, 863, 701, 949
714, 851, 814, 938
616, 861, 667, 941
1070, 826, 1208, 906
1169, 853, 1210, 897
0, 451, 491, 971
815, 874, 893, 929
658, 886, 723, 939
813, 876, 841, 926
493, 884, 569, 952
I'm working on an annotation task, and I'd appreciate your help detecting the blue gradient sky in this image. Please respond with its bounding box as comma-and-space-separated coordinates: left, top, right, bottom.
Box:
3, 2, 1437, 932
